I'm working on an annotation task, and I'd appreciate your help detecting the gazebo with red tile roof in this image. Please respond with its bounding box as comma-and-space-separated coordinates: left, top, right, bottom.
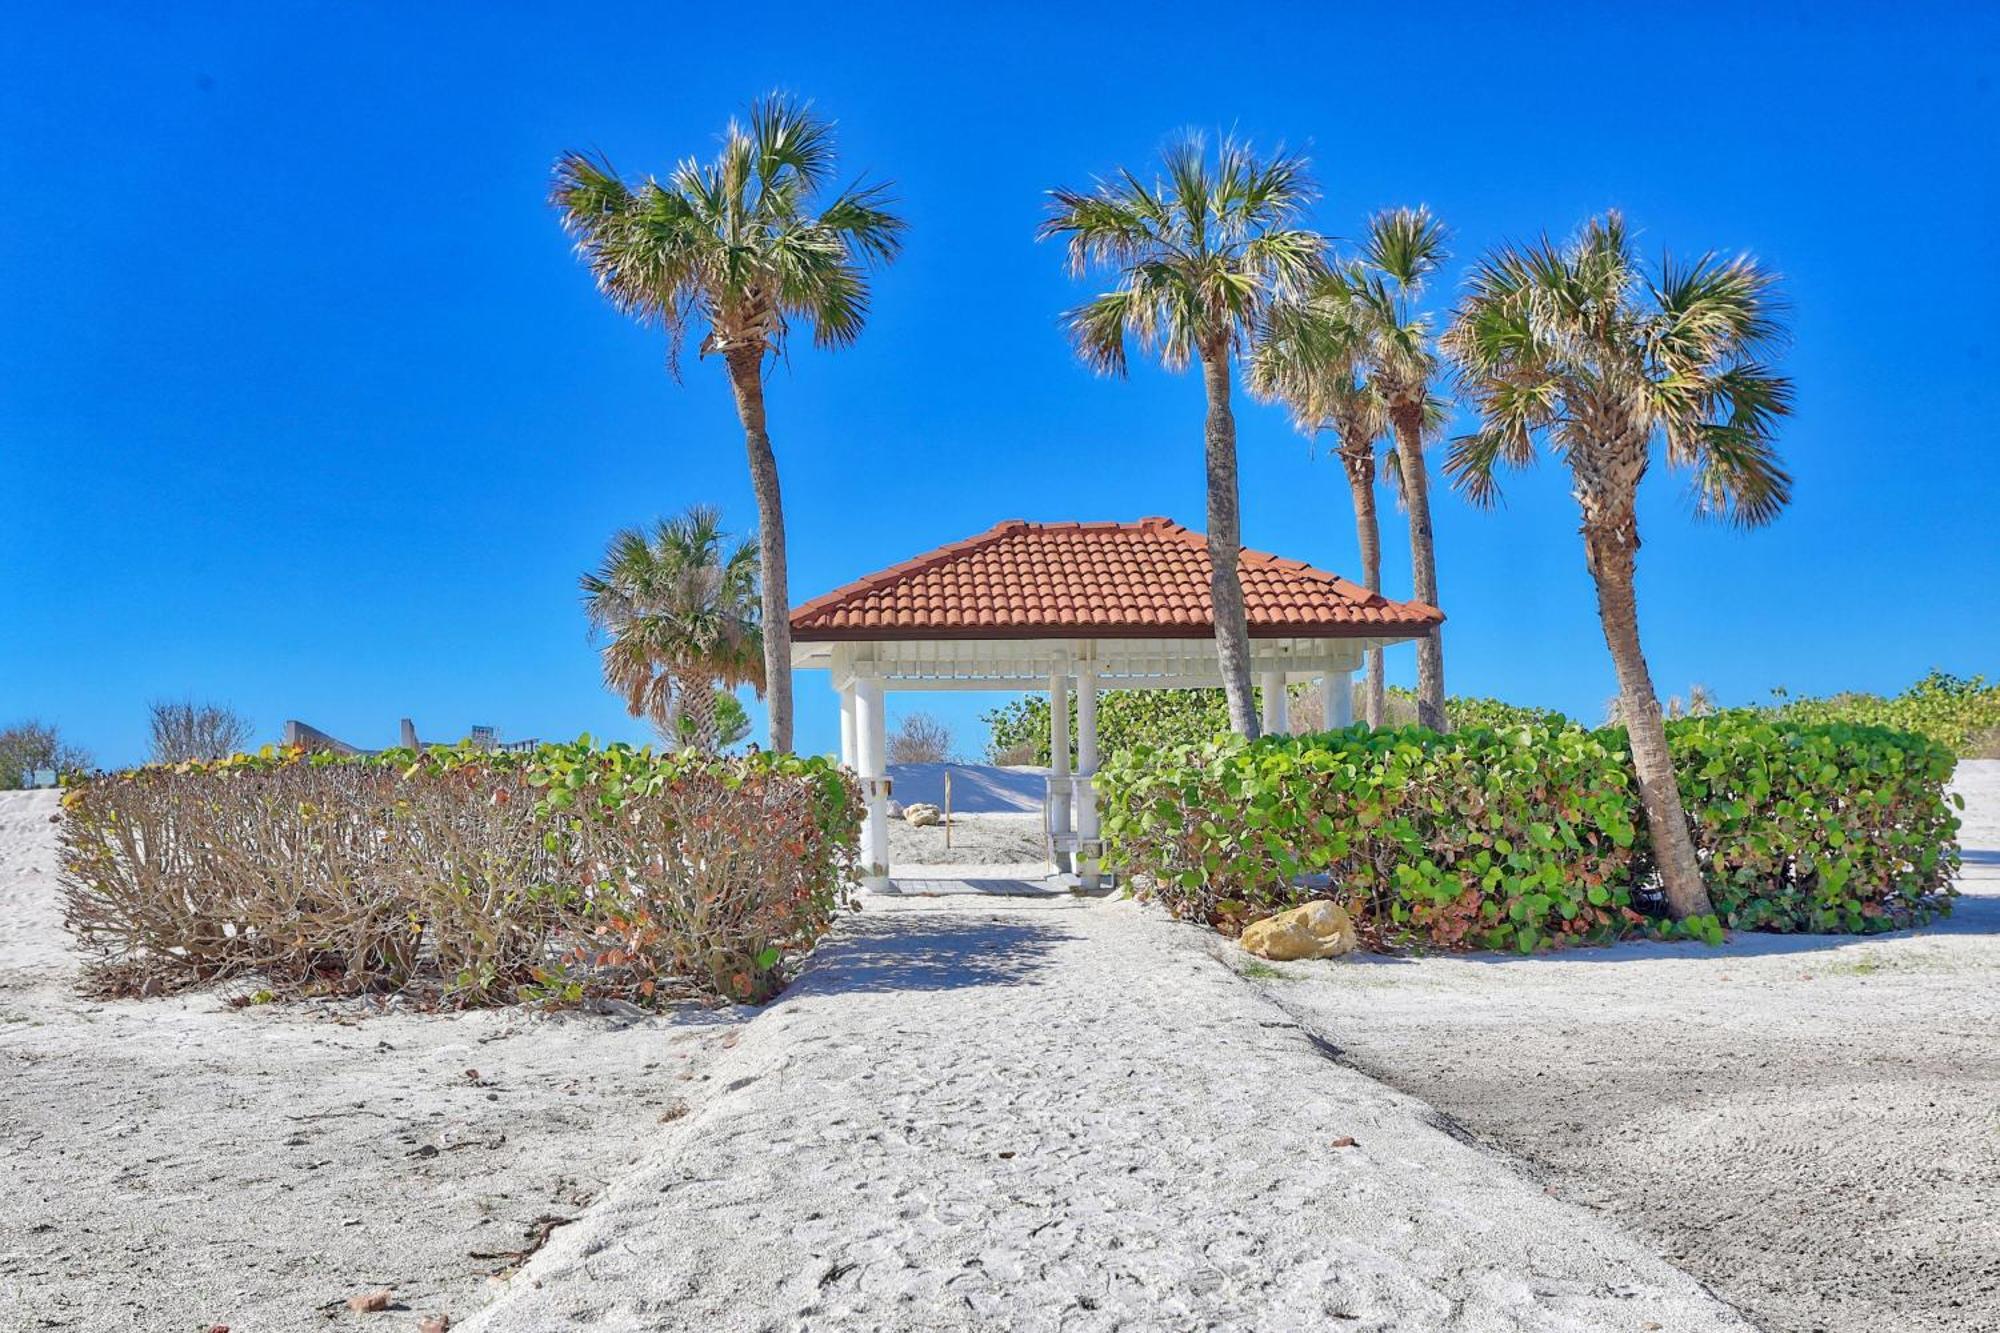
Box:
790, 518, 1443, 891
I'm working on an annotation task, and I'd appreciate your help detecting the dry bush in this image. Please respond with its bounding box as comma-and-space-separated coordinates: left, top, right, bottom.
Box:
0, 719, 93, 788
887, 712, 954, 764
572, 766, 855, 1003
59, 747, 859, 1007
148, 699, 255, 764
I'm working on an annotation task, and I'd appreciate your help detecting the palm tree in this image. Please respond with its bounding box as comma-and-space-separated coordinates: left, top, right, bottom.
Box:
1247, 299, 1390, 727
1040, 133, 1327, 737
580, 506, 763, 753
1442, 212, 1793, 920
551, 95, 906, 754
1340, 207, 1452, 730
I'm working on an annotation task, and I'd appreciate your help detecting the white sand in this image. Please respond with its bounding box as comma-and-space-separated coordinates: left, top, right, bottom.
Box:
885, 762, 1047, 813
12, 767, 1989, 1330
0, 789, 745, 1333
1237, 761, 2000, 1333
462, 891, 1746, 1332
888, 810, 1049, 873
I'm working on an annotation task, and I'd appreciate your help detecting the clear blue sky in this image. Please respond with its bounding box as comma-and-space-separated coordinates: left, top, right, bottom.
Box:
4, 2, 1996, 768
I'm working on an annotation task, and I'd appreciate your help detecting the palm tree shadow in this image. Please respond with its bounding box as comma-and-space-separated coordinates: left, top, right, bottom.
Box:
792, 911, 1062, 994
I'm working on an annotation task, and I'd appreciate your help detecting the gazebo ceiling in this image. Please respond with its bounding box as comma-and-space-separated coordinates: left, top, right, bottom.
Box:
789, 518, 1444, 642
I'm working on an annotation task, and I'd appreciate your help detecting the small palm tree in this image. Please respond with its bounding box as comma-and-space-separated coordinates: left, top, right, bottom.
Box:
581, 506, 763, 753
1340, 208, 1452, 730
1040, 133, 1327, 737
1443, 212, 1793, 920
1248, 299, 1390, 726
551, 95, 906, 754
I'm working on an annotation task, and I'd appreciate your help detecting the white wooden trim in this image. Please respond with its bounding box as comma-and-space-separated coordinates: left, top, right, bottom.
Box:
1323, 670, 1354, 729
1076, 662, 1100, 889
854, 677, 890, 892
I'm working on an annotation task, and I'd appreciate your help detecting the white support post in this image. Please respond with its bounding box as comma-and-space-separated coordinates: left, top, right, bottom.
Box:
1075, 663, 1100, 889
1323, 669, 1354, 730
838, 681, 857, 769
1260, 670, 1289, 736
854, 676, 891, 892
1048, 671, 1071, 873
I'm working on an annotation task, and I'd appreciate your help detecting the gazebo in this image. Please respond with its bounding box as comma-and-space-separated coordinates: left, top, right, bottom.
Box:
789, 518, 1444, 891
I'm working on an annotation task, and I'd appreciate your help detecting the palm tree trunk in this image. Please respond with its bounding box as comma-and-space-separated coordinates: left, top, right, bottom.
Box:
1341, 444, 1386, 728
1390, 402, 1446, 730
723, 348, 793, 753
676, 675, 719, 754
1199, 343, 1260, 738
1585, 522, 1714, 919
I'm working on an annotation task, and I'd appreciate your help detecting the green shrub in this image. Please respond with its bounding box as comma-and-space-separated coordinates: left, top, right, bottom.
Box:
1766, 670, 2000, 759
58, 742, 861, 1006
1431, 692, 1575, 732
1098, 724, 1644, 951
1098, 716, 1960, 952
985, 686, 1574, 763
1661, 715, 1960, 932
984, 689, 1234, 765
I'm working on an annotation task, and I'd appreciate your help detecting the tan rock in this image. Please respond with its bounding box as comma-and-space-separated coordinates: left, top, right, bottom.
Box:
1239, 901, 1356, 961
903, 803, 943, 827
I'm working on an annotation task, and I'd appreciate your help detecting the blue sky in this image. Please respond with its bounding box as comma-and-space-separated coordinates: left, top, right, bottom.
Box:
3, 1, 1996, 768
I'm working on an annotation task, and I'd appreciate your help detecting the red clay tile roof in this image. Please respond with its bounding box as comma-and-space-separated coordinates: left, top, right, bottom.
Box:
790, 518, 1444, 641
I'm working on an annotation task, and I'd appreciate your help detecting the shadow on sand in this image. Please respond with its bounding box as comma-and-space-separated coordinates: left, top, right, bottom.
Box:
1443, 888, 1999, 966
794, 911, 1063, 994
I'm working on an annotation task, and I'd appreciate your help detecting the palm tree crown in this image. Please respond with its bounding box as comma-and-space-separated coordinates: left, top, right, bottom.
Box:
580, 506, 762, 752
550, 95, 906, 371
1040, 132, 1327, 738
1441, 212, 1794, 921
1248, 293, 1391, 726
1296, 206, 1454, 730
1039, 132, 1326, 369
1442, 211, 1793, 528
551, 94, 905, 757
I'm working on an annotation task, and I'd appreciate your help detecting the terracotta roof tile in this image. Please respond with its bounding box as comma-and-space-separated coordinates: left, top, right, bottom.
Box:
790, 518, 1445, 641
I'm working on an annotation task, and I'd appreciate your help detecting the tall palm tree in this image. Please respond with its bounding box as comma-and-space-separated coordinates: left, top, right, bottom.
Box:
1040, 133, 1326, 736
1341, 207, 1452, 730
580, 506, 764, 754
1247, 300, 1389, 727
1442, 212, 1793, 920
551, 95, 906, 754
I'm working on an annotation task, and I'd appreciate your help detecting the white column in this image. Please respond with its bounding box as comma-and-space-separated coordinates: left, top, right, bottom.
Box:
1260, 670, 1289, 736
1075, 664, 1100, 889
1323, 669, 1354, 730
837, 681, 857, 768
1048, 671, 1071, 872
854, 676, 891, 892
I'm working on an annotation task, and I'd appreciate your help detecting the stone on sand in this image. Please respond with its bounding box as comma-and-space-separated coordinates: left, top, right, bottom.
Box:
902, 802, 942, 827
1240, 900, 1356, 961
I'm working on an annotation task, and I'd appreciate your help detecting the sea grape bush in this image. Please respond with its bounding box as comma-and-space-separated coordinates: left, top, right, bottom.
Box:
1662, 716, 1961, 932
984, 687, 1569, 764
1097, 716, 1959, 951
1768, 670, 2000, 759
59, 741, 860, 1006
1098, 724, 1645, 952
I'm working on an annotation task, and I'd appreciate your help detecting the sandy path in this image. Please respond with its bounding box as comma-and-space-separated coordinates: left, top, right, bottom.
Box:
1243, 762, 2000, 1333
463, 892, 1746, 1333
0, 790, 744, 1333
889, 810, 1049, 871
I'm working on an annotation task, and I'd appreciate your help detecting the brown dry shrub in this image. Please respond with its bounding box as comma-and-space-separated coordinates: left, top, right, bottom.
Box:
58, 747, 859, 1007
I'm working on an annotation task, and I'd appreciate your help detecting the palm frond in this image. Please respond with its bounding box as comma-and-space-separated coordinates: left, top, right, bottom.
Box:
1443, 211, 1794, 527
1043, 133, 1327, 378
550, 99, 902, 364
1362, 206, 1449, 289
580, 506, 765, 725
